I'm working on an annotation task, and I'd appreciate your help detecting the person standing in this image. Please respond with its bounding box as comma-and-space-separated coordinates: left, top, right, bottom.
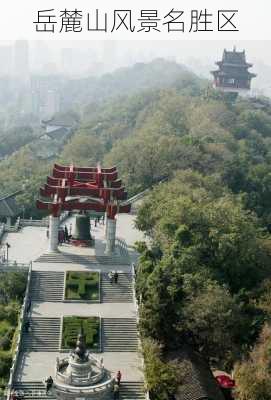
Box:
64, 225, 69, 243
114, 271, 119, 284
108, 271, 113, 284
24, 320, 30, 332
45, 376, 53, 394
26, 298, 31, 313
113, 383, 119, 400
116, 370, 122, 385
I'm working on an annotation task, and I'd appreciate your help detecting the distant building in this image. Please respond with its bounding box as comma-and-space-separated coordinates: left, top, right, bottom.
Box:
0, 46, 12, 77
211, 47, 256, 97
40, 114, 78, 141
40, 90, 60, 119
13, 40, 30, 83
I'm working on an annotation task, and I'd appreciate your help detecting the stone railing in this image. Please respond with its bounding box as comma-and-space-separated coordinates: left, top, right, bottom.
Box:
132, 262, 149, 400
5, 262, 32, 399
116, 237, 129, 258
126, 188, 150, 205
20, 218, 48, 227
0, 262, 30, 272
54, 376, 114, 395
20, 211, 70, 228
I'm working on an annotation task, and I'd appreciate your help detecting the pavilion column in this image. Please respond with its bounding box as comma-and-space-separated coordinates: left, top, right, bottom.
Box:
104, 213, 108, 237
48, 215, 59, 253
105, 218, 116, 255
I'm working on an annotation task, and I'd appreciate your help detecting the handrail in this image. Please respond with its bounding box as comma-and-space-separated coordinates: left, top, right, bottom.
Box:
115, 237, 129, 259
54, 376, 114, 394
132, 262, 149, 400
20, 211, 70, 228
6, 262, 32, 400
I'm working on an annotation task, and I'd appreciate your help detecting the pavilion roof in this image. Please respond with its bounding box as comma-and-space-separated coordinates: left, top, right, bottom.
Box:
167, 347, 224, 400
0, 191, 22, 217
42, 114, 78, 128
222, 48, 247, 65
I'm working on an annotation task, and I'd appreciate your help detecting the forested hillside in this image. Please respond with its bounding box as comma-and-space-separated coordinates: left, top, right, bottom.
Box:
1, 58, 271, 398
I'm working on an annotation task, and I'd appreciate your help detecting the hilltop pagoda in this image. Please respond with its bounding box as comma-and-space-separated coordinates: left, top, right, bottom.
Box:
211, 47, 256, 96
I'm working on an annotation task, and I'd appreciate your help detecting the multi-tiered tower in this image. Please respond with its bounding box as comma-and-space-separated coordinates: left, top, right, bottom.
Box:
211, 47, 256, 96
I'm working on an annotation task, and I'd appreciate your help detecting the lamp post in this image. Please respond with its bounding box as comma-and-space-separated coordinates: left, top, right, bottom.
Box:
6, 242, 10, 263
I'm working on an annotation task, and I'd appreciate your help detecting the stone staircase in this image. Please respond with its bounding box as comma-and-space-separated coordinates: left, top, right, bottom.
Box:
30, 271, 64, 302
21, 317, 61, 352
120, 382, 146, 400
101, 273, 133, 303
12, 382, 55, 399
35, 252, 130, 265
12, 381, 145, 400
102, 318, 138, 352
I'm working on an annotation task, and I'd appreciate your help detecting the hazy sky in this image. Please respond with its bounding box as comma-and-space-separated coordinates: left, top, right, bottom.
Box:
32, 40, 271, 66
0, 40, 270, 66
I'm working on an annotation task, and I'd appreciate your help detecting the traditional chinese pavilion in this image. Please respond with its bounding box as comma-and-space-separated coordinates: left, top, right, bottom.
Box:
37, 164, 131, 254
211, 47, 256, 96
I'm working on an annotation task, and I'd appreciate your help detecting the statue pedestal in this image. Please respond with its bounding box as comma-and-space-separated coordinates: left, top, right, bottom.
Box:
53, 333, 114, 400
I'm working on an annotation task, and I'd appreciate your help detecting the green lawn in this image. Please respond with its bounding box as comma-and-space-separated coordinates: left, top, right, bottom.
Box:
65, 271, 100, 301
61, 316, 100, 351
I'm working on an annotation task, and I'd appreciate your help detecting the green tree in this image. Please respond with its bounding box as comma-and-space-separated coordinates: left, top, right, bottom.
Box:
234, 324, 271, 400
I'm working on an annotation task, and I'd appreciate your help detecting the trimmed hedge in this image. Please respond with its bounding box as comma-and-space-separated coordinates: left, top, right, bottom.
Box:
65, 271, 99, 301
62, 316, 100, 350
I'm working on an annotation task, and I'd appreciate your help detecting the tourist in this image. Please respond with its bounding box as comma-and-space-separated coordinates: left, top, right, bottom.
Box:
26, 298, 31, 313
24, 320, 30, 332
10, 390, 18, 400
58, 229, 65, 245
114, 271, 119, 284
69, 223, 72, 236
45, 376, 53, 394
108, 271, 114, 284
94, 218, 97, 227
113, 383, 119, 400
16, 391, 24, 400
64, 225, 69, 243
116, 370, 122, 385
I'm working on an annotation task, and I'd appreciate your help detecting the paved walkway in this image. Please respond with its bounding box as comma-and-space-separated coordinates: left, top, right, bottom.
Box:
9, 213, 145, 387
31, 302, 137, 318
2, 227, 47, 264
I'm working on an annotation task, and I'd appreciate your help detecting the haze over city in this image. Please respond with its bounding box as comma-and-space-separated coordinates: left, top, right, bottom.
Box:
1, 40, 270, 86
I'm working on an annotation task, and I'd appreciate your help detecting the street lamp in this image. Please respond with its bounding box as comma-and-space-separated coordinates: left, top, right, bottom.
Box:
6, 242, 10, 263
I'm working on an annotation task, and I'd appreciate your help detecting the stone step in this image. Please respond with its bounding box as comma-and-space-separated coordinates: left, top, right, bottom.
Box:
30, 271, 64, 302
119, 382, 146, 400
21, 318, 61, 352
12, 381, 55, 399
35, 252, 130, 265
12, 381, 146, 400
102, 318, 138, 352
101, 273, 133, 303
